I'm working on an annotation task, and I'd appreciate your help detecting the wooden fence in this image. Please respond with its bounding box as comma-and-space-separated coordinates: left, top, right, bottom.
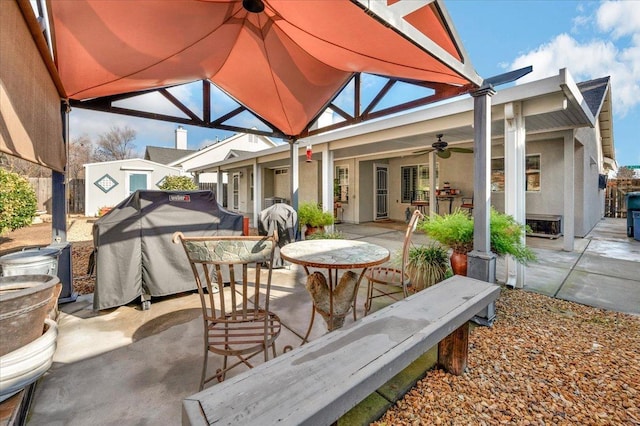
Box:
28, 178, 85, 214
605, 179, 640, 218
26, 178, 225, 215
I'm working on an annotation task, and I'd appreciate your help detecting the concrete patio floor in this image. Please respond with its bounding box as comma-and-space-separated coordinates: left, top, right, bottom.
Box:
25, 218, 639, 425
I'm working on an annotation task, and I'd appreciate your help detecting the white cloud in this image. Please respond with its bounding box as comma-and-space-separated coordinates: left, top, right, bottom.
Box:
508, 1, 640, 117
596, 0, 640, 39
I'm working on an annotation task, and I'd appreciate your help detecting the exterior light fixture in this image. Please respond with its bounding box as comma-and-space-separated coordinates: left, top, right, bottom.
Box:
242, 0, 264, 13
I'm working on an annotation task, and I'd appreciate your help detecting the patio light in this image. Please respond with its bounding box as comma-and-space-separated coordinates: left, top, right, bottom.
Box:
306, 145, 312, 163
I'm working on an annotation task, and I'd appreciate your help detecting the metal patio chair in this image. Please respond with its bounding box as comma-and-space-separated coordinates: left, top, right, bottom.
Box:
460, 196, 474, 214
173, 232, 281, 390
363, 209, 423, 315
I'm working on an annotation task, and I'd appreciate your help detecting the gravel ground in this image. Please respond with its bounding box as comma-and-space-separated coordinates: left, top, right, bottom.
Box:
374, 288, 640, 426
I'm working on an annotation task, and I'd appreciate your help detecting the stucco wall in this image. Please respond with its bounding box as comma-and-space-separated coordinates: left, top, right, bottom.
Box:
84, 160, 180, 216
299, 161, 320, 204
576, 127, 605, 236
359, 161, 374, 223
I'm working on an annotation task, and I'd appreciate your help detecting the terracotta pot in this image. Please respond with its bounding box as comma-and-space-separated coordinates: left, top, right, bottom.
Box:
450, 251, 468, 276
304, 225, 324, 238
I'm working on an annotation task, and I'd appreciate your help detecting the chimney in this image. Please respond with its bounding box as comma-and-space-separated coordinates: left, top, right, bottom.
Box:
175, 126, 187, 150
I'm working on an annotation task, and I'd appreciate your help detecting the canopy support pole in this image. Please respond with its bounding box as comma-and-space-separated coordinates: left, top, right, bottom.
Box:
468, 86, 496, 326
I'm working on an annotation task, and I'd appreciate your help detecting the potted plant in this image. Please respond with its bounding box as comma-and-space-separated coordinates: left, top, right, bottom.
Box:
297, 202, 334, 238
405, 244, 451, 294
418, 210, 473, 275
418, 208, 536, 276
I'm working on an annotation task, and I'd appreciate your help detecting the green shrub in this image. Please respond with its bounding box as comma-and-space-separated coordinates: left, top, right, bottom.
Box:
297, 202, 334, 227
0, 168, 37, 234
418, 208, 536, 265
158, 175, 198, 190
418, 210, 474, 254
305, 231, 344, 240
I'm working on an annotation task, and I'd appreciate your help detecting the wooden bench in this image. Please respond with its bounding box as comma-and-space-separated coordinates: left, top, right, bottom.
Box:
182, 275, 500, 426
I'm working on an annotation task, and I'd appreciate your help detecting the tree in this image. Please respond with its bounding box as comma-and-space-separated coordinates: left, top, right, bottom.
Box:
158, 175, 198, 190
94, 125, 138, 161
0, 153, 50, 178
68, 135, 94, 180
616, 166, 635, 179
0, 168, 38, 234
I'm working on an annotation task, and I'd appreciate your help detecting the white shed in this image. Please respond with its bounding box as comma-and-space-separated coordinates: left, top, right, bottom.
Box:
84, 159, 181, 216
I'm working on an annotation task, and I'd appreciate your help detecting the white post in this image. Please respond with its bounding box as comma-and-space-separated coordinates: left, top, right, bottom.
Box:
253, 160, 262, 228
429, 151, 437, 216
563, 131, 575, 252
216, 167, 223, 205
290, 141, 299, 210
321, 145, 334, 232
504, 102, 526, 288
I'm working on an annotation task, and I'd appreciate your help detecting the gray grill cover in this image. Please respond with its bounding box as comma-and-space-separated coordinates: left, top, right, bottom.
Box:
92, 190, 242, 310
258, 203, 298, 268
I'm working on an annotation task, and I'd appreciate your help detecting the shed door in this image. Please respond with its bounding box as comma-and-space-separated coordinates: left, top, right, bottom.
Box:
128, 173, 148, 195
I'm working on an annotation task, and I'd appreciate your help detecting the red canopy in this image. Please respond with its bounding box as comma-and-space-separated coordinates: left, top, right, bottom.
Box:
50, 0, 480, 137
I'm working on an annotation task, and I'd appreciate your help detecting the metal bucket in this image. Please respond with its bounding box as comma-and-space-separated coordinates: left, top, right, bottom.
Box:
0, 275, 61, 357
0, 247, 60, 277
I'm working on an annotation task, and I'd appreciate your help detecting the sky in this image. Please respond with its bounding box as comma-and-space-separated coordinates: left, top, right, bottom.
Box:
68, 0, 640, 167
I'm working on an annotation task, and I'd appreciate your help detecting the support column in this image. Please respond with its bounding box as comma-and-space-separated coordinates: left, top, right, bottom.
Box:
563, 131, 575, 252
468, 86, 496, 326
53, 102, 76, 303
290, 141, 299, 210
321, 146, 334, 232
52, 104, 69, 244
216, 168, 223, 204
504, 102, 526, 288
253, 160, 262, 228
428, 151, 437, 216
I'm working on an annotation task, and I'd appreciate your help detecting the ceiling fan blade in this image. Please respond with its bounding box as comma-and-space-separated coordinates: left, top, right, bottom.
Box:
448, 147, 474, 153
413, 148, 434, 155
436, 149, 451, 159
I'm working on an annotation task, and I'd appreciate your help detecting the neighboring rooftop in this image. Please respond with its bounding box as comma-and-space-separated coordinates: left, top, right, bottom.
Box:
144, 146, 196, 165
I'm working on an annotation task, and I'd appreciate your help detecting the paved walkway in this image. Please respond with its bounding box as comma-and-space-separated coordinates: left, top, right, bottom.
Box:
337, 217, 640, 316
25, 218, 639, 425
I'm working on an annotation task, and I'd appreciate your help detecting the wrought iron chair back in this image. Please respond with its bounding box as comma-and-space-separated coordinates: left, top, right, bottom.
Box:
173, 232, 281, 390
363, 209, 423, 315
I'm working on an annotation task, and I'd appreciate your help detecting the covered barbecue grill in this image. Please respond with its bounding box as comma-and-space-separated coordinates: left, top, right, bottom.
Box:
92, 190, 242, 310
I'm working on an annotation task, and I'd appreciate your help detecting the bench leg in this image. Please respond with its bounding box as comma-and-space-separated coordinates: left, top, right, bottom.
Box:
437, 322, 469, 375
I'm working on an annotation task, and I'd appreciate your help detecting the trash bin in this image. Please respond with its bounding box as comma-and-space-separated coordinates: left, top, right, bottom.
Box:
0, 247, 60, 277
626, 192, 640, 237
634, 211, 640, 241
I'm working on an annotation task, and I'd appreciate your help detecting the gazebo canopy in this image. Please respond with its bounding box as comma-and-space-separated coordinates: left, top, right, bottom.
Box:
49, 0, 482, 139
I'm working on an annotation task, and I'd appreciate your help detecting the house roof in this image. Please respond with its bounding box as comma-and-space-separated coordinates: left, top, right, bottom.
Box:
577, 76, 614, 163
83, 158, 180, 170
169, 133, 278, 167
190, 69, 613, 173
144, 146, 196, 165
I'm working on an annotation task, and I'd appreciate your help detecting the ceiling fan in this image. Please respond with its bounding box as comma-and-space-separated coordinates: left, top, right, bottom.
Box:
414, 134, 474, 158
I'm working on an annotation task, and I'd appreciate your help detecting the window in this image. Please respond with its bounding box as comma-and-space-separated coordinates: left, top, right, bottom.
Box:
525, 155, 541, 191
491, 155, 541, 192
401, 164, 437, 203
126, 172, 148, 195
335, 166, 349, 203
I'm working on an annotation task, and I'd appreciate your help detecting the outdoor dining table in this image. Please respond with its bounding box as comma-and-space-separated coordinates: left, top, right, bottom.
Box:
280, 239, 389, 343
